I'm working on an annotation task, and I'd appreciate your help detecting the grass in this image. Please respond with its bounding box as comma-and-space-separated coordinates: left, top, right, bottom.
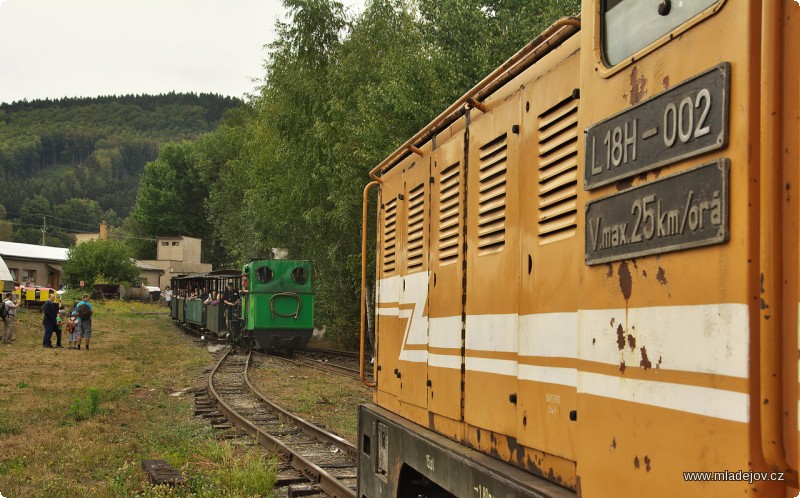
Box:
0, 300, 278, 497
248, 356, 372, 443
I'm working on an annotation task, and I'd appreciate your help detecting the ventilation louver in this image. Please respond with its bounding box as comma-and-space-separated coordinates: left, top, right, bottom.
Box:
537, 96, 578, 243
477, 133, 508, 254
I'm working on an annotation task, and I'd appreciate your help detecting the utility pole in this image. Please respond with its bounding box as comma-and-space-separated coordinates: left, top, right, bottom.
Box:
41, 216, 46, 245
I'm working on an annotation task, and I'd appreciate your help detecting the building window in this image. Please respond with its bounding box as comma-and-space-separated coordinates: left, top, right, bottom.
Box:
161, 242, 169, 246
21, 269, 36, 283
172, 242, 179, 246
9, 268, 17, 282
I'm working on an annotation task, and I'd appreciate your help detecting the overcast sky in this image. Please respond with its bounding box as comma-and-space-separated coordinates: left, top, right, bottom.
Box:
0, 0, 363, 105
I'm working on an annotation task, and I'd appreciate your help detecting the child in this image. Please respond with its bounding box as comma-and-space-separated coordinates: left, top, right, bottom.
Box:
54, 309, 64, 348
67, 311, 77, 349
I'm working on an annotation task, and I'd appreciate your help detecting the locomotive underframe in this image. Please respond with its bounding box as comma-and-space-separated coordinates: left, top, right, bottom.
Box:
358, 404, 574, 498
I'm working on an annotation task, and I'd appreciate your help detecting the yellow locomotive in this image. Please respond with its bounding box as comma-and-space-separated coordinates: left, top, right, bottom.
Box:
359, 1, 799, 496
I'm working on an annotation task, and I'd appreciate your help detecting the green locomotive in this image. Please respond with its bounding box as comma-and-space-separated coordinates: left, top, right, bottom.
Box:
237, 259, 314, 352
170, 259, 315, 353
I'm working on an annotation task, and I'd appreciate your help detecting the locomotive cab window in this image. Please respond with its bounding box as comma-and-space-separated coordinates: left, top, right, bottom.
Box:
603, 0, 720, 66
256, 266, 273, 283
291, 267, 308, 285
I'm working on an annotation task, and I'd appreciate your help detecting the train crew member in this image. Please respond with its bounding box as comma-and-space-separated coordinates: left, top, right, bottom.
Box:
2, 292, 19, 344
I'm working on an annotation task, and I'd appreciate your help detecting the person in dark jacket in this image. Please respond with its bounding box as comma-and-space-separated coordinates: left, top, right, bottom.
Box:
42, 293, 58, 349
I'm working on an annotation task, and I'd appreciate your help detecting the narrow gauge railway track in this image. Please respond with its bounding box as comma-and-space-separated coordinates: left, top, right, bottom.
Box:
207, 347, 358, 497
272, 347, 374, 380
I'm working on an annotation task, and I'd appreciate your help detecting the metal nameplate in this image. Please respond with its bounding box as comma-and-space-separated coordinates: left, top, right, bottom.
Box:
584, 63, 730, 190
585, 159, 729, 265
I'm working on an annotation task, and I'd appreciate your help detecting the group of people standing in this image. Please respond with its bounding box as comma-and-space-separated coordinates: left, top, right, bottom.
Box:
0, 292, 94, 349
42, 293, 93, 349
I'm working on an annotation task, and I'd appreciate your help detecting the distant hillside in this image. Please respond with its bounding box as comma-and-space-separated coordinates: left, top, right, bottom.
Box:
0, 93, 242, 247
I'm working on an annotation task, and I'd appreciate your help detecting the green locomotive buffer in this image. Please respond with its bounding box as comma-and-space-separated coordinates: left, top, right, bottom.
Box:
242, 259, 314, 350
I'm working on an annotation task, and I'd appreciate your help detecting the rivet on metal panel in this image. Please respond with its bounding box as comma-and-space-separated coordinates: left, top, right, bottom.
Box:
512, 124, 520, 134
508, 393, 517, 404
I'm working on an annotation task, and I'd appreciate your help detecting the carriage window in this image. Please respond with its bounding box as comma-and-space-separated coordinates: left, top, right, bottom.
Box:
603, 0, 719, 66
256, 266, 273, 283
291, 267, 308, 285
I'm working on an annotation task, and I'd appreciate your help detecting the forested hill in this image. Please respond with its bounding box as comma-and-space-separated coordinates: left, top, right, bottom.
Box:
0, 92, 242, 247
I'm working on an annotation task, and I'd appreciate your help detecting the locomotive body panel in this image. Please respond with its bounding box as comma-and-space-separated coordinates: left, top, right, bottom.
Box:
362, 1, 800, 495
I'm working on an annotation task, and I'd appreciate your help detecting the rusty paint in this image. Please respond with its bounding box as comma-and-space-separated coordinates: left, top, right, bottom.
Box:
618, 262, 633, 300
656, 267, 668, 286
592, 337, 596, 345
506, 435, 526, 467
611, 438, 617, 451
606, 264, 614, 278
644, 456, 651, 472
428, 412, 435, 430
642, 269, 648, 278
786, 182, 791, 202
640, 346, 652, 370
616, 177, 634, 191
662, 75, 670, 89
634, 456, 640, 469
610, 317, 615, 327
619, 361, 626, 374
657, 356, 663, 369
629, 66, 648, 105
617, 324, 626, 350
627, 334, 636, 350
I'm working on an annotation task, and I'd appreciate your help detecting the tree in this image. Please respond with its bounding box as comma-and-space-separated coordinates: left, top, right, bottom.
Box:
62, 239, 141, 288
130, 142, 209, 238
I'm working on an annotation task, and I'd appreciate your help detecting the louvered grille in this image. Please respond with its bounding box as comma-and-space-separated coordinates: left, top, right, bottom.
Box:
437, 162, 461, 264
537, 97, 578, 244
382, 197, 397, 273
407, 183, 425, 271
478, 133, 507, 254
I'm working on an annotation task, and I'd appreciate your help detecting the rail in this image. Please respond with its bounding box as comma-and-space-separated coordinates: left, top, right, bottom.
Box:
208, 347, 357, 497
